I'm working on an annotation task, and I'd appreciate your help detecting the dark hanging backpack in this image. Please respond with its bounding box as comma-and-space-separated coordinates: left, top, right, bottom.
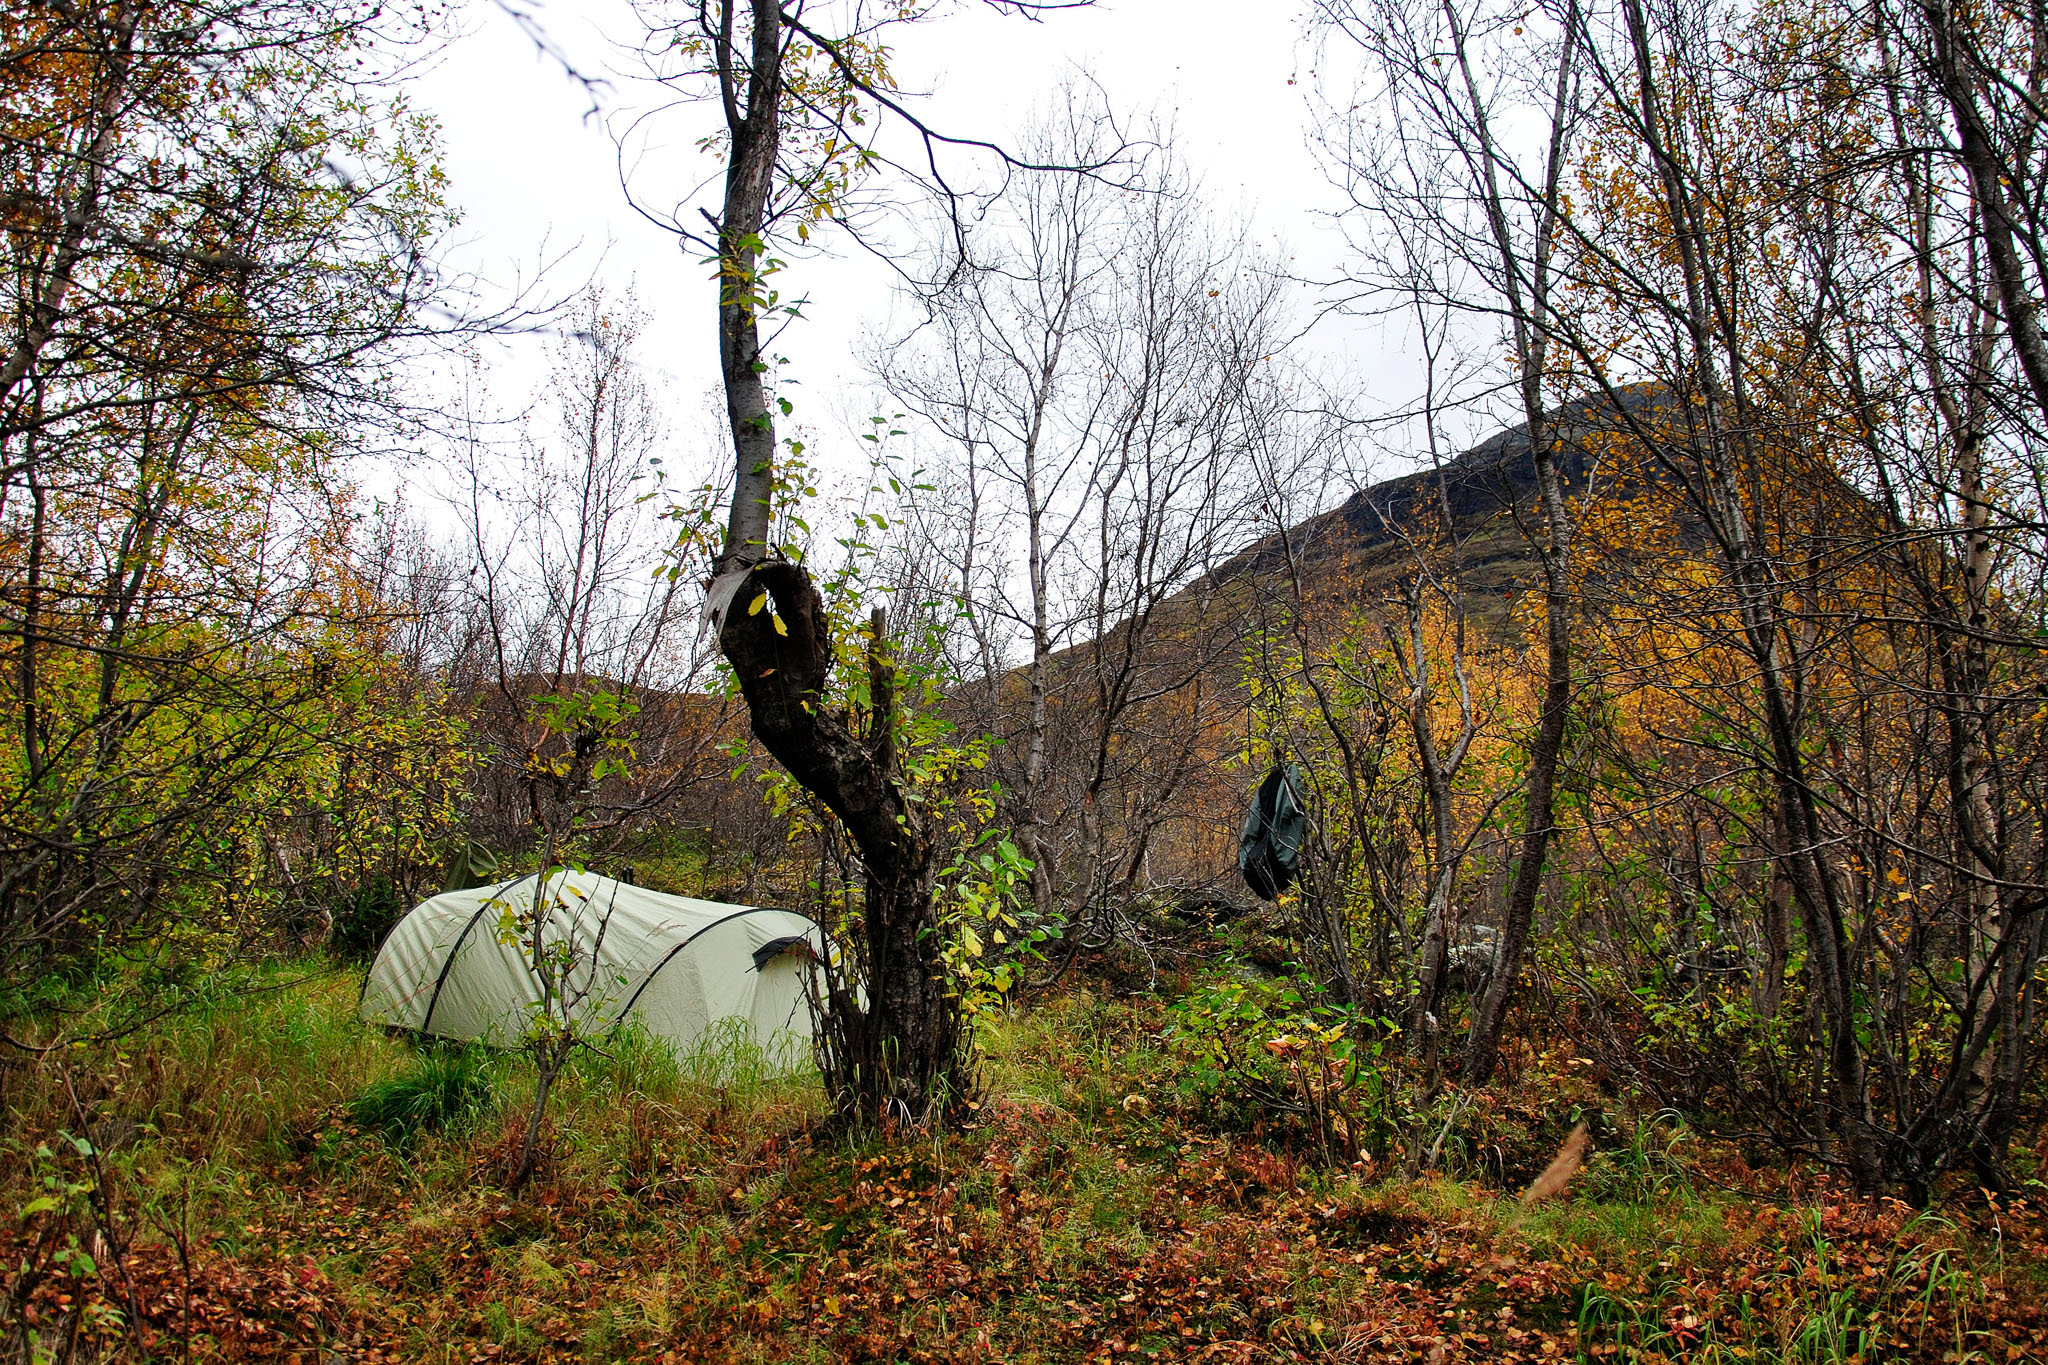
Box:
1238, 761, 1307, 901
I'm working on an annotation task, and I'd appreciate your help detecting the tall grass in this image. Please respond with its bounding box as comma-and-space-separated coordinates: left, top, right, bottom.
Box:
348, 1043, 499, 1147
1583, 1108, 1694, 1204
1568, 1206, 1997, 1364
1, 960, 412, 1159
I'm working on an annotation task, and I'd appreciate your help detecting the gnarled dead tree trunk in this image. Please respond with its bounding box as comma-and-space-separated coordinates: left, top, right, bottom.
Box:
657, 0, 1103, 1126
719, 568, 963, 1120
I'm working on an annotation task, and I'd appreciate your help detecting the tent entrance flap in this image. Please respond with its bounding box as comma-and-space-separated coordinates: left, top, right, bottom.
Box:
751, 933, 813, 971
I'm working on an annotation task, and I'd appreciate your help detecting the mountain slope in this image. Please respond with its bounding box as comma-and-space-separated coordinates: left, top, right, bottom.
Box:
1214, 383, 1669, 610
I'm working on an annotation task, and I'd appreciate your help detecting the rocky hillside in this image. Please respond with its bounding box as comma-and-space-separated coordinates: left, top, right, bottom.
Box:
1212, 383, 1669, 613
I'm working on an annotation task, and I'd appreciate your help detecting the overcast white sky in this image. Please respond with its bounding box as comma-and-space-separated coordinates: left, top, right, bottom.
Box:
408, 0, 1398, 495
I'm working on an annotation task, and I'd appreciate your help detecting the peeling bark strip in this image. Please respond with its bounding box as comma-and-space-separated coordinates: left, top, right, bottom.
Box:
718, 563, 963, 1121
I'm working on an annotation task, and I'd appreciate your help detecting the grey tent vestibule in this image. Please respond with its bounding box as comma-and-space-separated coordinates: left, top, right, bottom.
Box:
359, 870, 824, 1073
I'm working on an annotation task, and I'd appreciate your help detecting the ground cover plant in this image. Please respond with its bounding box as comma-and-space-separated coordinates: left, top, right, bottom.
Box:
6, 963, 2047, 1364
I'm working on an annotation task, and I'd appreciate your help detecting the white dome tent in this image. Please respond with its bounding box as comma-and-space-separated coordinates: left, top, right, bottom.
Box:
359, 869, 824, 1073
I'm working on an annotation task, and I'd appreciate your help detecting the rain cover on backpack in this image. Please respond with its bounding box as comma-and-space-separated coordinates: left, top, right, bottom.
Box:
1238, 761, 1306, 901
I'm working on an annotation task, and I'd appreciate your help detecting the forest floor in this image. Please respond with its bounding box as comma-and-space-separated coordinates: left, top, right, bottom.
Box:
5, 961, 2048, 1364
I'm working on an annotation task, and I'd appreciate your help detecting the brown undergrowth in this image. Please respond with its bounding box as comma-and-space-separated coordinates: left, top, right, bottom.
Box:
4, 962, 2046, 1363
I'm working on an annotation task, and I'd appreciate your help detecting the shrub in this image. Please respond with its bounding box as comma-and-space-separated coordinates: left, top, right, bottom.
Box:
1168, 969, 1409, 1166
331, 876, 405, 961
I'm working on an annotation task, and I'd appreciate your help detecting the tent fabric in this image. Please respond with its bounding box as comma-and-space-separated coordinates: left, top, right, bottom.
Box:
359, 869, 822, 1072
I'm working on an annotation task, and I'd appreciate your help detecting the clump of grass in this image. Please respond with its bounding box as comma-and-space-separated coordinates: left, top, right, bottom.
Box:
348, 1041, 498, 1147
676, 1015, 789, 1095
1584, 1107, 1694, 1204
581, 1021, 687, 1103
